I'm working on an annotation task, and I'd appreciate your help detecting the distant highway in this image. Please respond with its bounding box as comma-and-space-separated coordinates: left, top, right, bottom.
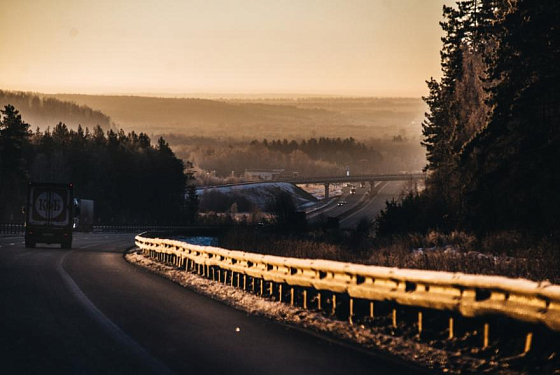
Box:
306, 185, 368, 221
340, 181, 405, 229
306, 181, 405, 228
0, 233, 421, 374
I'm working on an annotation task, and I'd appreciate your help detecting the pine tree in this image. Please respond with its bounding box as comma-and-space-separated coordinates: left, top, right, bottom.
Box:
0, 105, 31, 220
185, 184, 199, 224
459, 0, 560, 232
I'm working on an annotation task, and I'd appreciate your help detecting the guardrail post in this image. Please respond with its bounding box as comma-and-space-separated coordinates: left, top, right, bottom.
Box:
449, 317, 454, 339
483, 323, 490, 349
278, 284, 283, 302
260, 279, 264, 296
369, 302, 375, 319
243, 275, 247, 290
524, 332, 533, 354
317, 292, 322, 310
392, 308, 397, 328
290, 288, 294, 306
269, 282, 274, 297
331, 294, 337, 316
303, 289, 307, 310
349, 298, 354, 324
418, 311, 423, 335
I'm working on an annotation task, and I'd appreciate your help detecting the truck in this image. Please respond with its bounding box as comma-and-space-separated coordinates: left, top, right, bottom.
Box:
73, 199, 94, 232
24, 182, 74, 249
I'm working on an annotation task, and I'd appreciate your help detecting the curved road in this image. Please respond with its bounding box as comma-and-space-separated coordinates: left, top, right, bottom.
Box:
306, 185, 370, 222
0, 233, 422, 374
306, 182, 406, 229
340, 181, 405, 229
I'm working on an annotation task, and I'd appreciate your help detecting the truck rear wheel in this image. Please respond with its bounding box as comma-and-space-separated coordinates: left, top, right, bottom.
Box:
61, 241, 72, 249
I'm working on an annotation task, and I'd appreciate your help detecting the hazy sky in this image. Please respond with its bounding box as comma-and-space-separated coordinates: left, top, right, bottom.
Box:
0, 0, 455, 97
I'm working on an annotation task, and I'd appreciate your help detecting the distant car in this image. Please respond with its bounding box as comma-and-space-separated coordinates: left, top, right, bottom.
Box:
337, 200, 347, 206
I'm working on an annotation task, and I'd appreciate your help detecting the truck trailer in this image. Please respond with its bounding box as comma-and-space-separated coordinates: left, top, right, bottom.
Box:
73, 199, 94, 232
24, 182, 74, 248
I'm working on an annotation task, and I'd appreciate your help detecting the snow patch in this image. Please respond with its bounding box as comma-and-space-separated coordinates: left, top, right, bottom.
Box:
173, 236, 218, 247
197, 182, 316, 209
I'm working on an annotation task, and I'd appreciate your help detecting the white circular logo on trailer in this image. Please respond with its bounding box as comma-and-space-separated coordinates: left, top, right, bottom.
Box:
35, 192, 64, 219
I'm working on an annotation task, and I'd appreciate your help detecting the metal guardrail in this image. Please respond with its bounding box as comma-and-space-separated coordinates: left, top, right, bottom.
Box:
0, 223, 24, 234
0, 224, 192, 235
135, 234, 560, 343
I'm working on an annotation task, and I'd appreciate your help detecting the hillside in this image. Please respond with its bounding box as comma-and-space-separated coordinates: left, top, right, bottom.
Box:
49, 94, 425, 140
0, 90, 113, 131
197, 182, 318, 213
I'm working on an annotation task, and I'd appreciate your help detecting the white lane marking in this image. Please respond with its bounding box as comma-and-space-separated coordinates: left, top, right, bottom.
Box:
78, 242, 108, 249
57, 251, 174, 375
9, 243, 15, 246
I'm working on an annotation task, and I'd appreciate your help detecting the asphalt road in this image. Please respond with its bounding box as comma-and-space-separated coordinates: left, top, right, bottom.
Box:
0, 233, 422, 374
306, 185, 370, 222
305, 182, 405, 229
340, 181, 406, 229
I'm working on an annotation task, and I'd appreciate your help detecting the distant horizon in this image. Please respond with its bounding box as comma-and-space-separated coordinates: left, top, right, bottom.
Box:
1, 87, 423, 101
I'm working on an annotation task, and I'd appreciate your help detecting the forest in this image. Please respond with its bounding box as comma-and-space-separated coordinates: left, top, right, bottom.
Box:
254, 137, 380, 165
0, 105, 191, 224
165, 134, 424, 182
0, 90, 113, 131
49, 94, 425, 141
0, 91, 427, 182
377, 0, 560, 237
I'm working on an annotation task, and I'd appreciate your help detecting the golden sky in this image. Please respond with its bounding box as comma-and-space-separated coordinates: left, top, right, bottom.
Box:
0, 0, 455, 97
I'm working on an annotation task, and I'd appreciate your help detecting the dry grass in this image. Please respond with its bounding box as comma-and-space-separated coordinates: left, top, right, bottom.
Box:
219, 229, 560, 283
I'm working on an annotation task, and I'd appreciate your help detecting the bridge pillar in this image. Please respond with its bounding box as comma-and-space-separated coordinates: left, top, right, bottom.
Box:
369, 181, 379, 194
324, 183, 330, 200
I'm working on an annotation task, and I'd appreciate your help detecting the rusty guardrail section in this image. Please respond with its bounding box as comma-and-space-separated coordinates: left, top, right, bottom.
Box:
135, 234, 560, 335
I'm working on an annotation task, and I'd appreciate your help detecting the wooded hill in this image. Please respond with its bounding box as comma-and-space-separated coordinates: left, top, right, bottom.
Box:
48, 94, 425, 140
0, 90, 113, 131
378, 0, 560, 236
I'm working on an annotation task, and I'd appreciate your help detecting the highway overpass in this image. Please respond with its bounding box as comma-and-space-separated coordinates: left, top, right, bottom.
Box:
200, 172, 426, 199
